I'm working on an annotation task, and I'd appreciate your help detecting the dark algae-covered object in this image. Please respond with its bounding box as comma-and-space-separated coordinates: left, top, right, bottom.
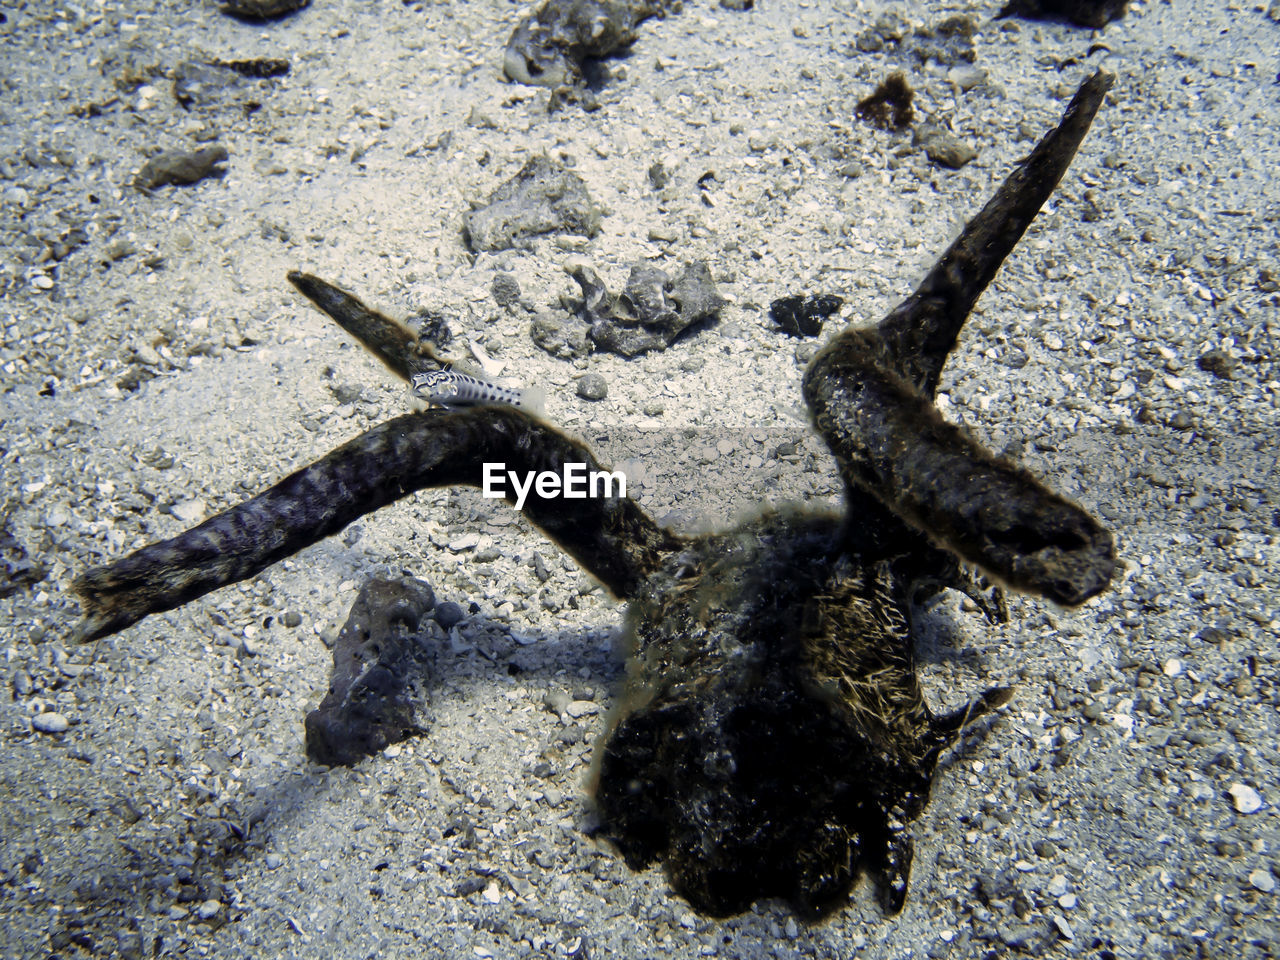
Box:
771, 294, 844, 338
593, 72, 1117, 916
997, 0, 1128, 27
71, 73, 1117, 918
305, 577, 437, 767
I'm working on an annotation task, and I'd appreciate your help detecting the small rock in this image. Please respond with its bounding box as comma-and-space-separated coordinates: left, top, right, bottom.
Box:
195, 900, 222, 920
1196, 350, 1236, 380
914, 124, 978, 169
265, 853, 282, 869
170, 500, 207, 524
32, 712, 69, 734
448, 533, 481, 552
1229, 783, 1264, 814
282, 611, 302, 628
1249, 868, 1276, 893
565, 700, 599, 718
221, 0, 310, 18
491, 273, 522, 308
105, 238, 136, 261
435, 601, 465, 629
464, 155, 602, 252
543, 689, 571, 716
576, 373, 608, 400
135, 146, 229, 190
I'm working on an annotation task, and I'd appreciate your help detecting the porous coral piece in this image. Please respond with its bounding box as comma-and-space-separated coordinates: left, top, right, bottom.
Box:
305, 577, 437, 767
503, 0, 678, 88
464, 155, 603, 252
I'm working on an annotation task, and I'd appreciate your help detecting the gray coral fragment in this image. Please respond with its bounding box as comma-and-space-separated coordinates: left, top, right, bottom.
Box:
550, 259, 725, 358
503, 0, 678, 88
464, 155, 602, 252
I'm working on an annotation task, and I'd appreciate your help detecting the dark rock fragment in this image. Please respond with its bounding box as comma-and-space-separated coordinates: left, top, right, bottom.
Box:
531, 312, 594, 360
464, 155, 602, 252
134, 146, 228, 190
211, 57, 291, 78
853, 12, 911, 53
770, 294, 843, 338
304, 577, 437, 767
503, 0, 678, 89
405, 307, 454, 350
434, 600, 465, 630
1196, 349, 1236, 380
491, 273, 523, 308
856, 72, 914, 131
221, 0, 310, 20
997, 0, 1127, 28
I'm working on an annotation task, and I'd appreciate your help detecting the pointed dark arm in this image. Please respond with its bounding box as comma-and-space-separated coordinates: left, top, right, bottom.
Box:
804, 73, 1116, 606
73, 408, 681, 641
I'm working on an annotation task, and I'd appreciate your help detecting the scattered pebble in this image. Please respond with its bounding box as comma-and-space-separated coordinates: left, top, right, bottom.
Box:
576, 373, 608, 400
1249, 868, 1276, 893
1229, 783, 1264, 814
449, 533, 482, 552
32, 712, 69, 734
913, 124, 978, 169
170, 500, 207, 524
435, 601, 465, 629
195, 900, 222, 920
134, 146, 228, 190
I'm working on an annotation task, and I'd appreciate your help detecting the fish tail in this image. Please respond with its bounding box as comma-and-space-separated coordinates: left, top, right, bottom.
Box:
519, 385, 546, 416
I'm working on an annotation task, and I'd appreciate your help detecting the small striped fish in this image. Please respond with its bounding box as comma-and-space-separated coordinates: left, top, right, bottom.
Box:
409, 369, 544, 414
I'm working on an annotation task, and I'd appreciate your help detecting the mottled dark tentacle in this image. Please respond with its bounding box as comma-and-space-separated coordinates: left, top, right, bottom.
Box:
287, 271, 448, 380
73, 408, 681, 641
804, 73, 1116, 605
876, 70, 1114, 396
805, 328, 1113, 605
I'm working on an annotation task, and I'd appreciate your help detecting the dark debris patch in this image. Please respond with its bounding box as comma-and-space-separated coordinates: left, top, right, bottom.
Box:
770, 294, 844, 338
305, 577, 438, 767
537, 259, 726, 358
856, 72, 915, 131
221, 0, 310, 20
996, 0, 1128, 28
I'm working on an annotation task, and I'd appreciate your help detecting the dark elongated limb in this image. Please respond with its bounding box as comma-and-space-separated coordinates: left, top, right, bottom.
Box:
73, 408, 681, 641
804, 73, 1116, 606
875, 70, 1113, 397
806, 329, 1113, 605
287, 272, 448, 381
